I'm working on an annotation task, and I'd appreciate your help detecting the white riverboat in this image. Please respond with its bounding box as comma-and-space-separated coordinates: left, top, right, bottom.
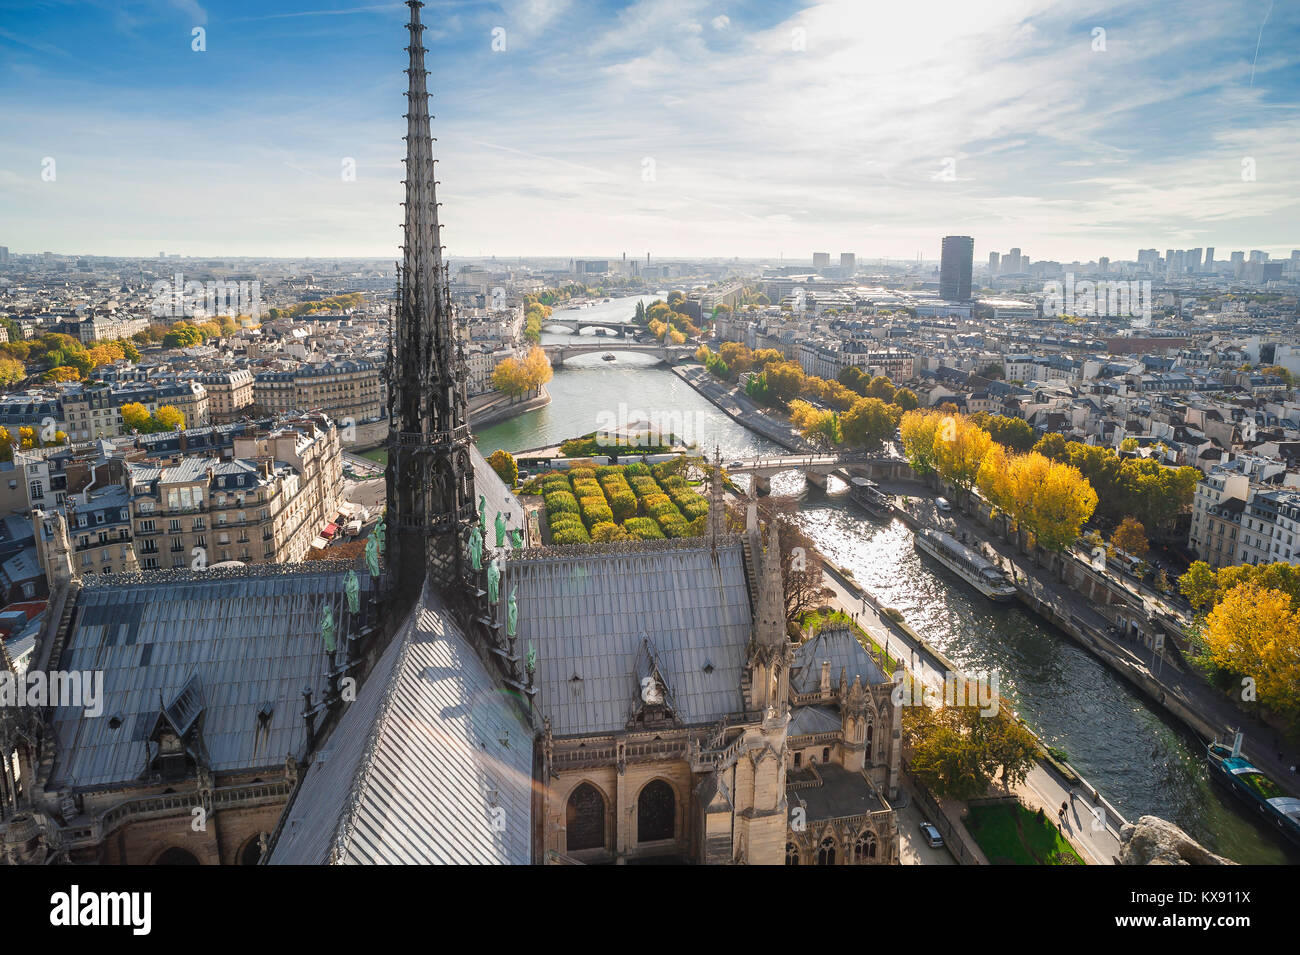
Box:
913, 528, 1018, 602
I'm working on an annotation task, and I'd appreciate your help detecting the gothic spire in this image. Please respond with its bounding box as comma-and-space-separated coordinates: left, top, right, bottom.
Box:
386, 0, 477, 603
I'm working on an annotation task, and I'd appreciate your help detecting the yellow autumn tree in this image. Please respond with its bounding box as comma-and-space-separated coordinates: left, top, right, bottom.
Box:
520, 345, 553, 391
933, 415, 993, 504
1023, 455, 1098, 553
1204, 583, 1300, 729
120, 402, 153, 433
155, 405, 186, 431
900, 409, 944, 477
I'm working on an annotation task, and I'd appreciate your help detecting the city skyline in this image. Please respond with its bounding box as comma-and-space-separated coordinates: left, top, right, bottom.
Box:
2, 0, 1298, 260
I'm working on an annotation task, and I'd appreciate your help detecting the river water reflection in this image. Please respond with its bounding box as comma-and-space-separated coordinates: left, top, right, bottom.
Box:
474, 295, 1293, 864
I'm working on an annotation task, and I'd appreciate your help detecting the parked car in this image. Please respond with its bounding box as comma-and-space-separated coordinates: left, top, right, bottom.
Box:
919, 821, 944, 848
935, 497, 952, 513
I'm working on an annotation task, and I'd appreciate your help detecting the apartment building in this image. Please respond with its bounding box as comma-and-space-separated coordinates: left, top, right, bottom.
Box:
30, 415, 343, 582
798, 338, 916, 382
57, 380, 209, 441
253, 359, 383, 425
128, 416, 342, 570
198, 369, 255, 422
1237, 488, 1300, 567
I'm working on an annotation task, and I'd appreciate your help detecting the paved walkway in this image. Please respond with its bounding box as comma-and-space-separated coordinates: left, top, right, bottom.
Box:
1013, 765, 1124, 865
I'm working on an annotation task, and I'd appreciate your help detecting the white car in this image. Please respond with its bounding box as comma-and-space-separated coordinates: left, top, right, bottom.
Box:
935, 497, 952, 513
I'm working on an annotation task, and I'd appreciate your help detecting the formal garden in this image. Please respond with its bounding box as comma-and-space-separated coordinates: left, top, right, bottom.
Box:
521, 459, 710, 544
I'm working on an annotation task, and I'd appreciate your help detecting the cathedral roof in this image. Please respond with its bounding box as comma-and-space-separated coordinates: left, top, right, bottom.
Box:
46, 564, 366, 791
505, 538, 752, 737
471, 443, 526, 543
788, 705, 841, 737
790, 626, 888, 696
268, 580, 533, 865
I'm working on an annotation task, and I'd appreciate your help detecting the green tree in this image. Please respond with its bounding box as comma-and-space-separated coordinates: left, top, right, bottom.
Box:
841, 397, 900, 448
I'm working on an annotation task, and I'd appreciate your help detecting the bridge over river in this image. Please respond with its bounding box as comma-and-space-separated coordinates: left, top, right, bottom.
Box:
541, 341, 695, 366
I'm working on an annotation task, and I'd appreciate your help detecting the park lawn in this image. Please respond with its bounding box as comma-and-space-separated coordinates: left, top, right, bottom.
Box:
966, 803, 1085, 865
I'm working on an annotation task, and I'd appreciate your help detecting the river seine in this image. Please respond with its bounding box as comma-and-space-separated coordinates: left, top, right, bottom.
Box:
475, 294, 1293, 864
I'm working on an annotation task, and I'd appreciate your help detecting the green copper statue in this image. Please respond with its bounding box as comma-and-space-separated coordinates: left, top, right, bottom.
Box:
373, 513, 387, 551
478, 494, 487, 528
364, 534, 379, 578
494, 510, 507, 548
510, 528, 523, 549
487, 557, 501, 605
469, 525, 483, 572
321, 604, 336, 654
507, 585, 518, 638
345, 569, 360, 615
526, 641, 536, 676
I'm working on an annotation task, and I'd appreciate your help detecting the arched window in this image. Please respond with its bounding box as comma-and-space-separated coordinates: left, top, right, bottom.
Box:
785, 842, 800, 866
565, 783, 606, 852
817, 837, 837, 866
854, 831, 878, 862
154, 847, 199, 865
238, 835, 264, 866
637, 779, 675, 842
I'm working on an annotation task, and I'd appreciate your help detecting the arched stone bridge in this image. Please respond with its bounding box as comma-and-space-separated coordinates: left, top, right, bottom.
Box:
725, 452, 910, 494
542, 341, 695, 366
543, 319, 641, 337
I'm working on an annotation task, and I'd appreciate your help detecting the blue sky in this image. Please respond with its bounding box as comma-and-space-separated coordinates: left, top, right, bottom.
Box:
1, 0, 1298, 262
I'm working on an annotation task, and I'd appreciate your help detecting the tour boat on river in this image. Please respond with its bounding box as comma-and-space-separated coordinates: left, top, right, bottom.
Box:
848, 476, 893, 518
913, 528, 1018, 601
1206, 742, 1300, 848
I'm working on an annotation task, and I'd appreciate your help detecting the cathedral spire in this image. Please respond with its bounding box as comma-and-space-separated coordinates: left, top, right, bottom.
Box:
386, 0, 477, 603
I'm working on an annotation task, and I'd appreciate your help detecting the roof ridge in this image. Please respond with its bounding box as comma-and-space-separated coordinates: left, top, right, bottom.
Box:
327, 579, 433, 864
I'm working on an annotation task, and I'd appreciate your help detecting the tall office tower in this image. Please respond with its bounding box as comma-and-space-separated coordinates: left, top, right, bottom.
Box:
840, 252, 856, 272
1006, 247, 1022, 273
939, 235, 974, 300
1231, 251, 1245, 265
1187, 248, 1202, 271
812, 252, 830, 268
1098, 256, 1109, 273
1204, 247, 1214, 271
1249, 250, 1268, 262
1137, 249, 1159, 271
988, 251, 1000, 275
1164, 249, 1175, 269
0, 246, 8, 265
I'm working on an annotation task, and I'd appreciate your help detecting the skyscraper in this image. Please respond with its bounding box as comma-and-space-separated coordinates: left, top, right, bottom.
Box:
988, 251, 1000, 275
1205, 247, 1215, 271
840, 252, 856, 272
385, 0, 478, 603
939, 235, 973, 300
813, 252, 830, 268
